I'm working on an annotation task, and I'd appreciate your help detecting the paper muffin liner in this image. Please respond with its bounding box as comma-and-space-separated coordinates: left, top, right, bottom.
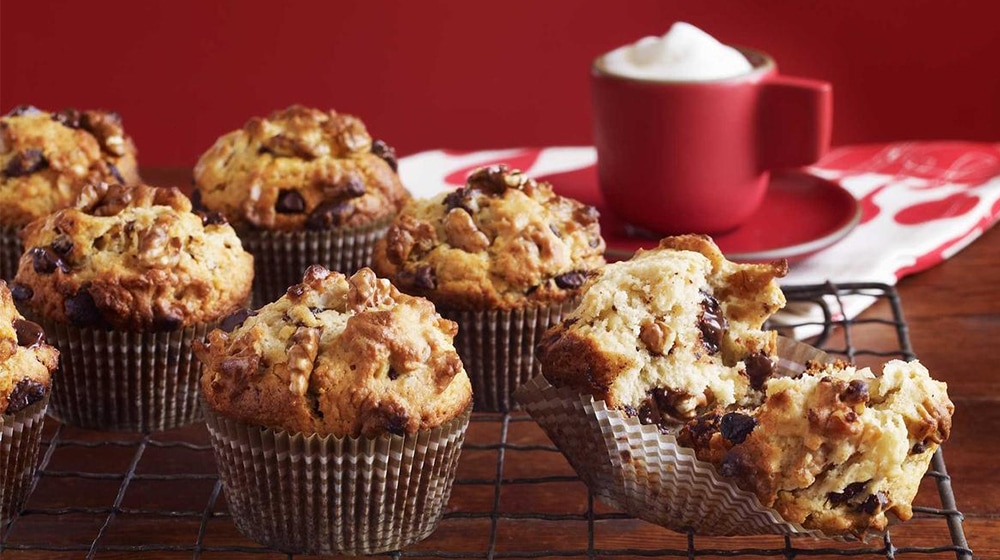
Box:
36, 318, 213, 432
1, 393, 49, 523
0, 224, 23, 282
202, 400, 471, 555
514, 336, 862, 539
242, 217, 393, 307
442, 298, 579, 413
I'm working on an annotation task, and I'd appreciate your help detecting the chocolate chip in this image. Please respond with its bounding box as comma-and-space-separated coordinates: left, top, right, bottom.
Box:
636, 402, 658, 425
190, 190, 206, 211
386, 413, 408, 436
108, 162, 125, 184
745, 352, 774, 391
861, 491, 889, 514
683, 412, 721, 447
13, 319, 45, 348
51, 235, 73, 256
52, 108, 82, 128
698, 293, 728, 354
621, 404, 638, 418
828, 481, 869, 506
413, 265, 436, 290
388, 367, 399, 380
64, 287, 106, 328
30, 246, 69, 274
275, 189, 306, 213
220, 308, 256, 333
198, 210, 227, 226
7, 105, 41, 117
841, 379, 869, 405
341, 177, 366, 198
5, 149, 48, 177
9, 283, 33, 302
305, 201, 352, 230
152, 313, 184, 332
719, 412, 756, 444
554, 271, 587, 289
371, 139, 398, 171
719, 451, 743, 477
4, 377, 47, 414
912, 441, 928, 454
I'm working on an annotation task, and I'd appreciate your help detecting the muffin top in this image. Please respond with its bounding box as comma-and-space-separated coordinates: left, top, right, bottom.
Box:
0, 280, 59, 415
680, 359, 954, 536
538, 235, 786, 421
197, 266, 472, 438
372, 165, 607, 310
11, 183, 254, 331
0, 105, 140, 227
193, 105, 408, 233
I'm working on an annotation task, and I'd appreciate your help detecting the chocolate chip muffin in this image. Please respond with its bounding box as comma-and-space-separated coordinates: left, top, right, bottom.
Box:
538, 234, 786, 423
11, 182, 254, 431
193, 105, 408, 305
0, 105, 140, 280
0, 280, 59, 522
679, 359, 954, 536
373, 164, 606, 411
198, 266, 471, 554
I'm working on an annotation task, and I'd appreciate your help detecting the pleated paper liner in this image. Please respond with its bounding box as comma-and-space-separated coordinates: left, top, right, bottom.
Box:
202, 399, 472, 555
37, 318, 213, 432
0, 224, 23, 282
1, 393, 49, 524
514, 337, 882, 540
441, 298, 578, 412
242, 216, 393, 307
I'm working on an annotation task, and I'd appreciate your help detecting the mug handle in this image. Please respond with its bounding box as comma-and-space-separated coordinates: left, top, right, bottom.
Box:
758, 76, 833, 170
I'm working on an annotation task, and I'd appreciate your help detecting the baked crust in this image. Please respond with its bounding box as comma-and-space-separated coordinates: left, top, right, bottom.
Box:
372, 165, 606, 310
193, 105, 408, 232
196, 266, 472, 437
0, 280, 58, 414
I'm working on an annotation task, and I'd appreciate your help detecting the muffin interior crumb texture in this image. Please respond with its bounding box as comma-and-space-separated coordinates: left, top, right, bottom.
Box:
12, 183, 254, 331
0, 280, 58, 414
197, 266, 472, 438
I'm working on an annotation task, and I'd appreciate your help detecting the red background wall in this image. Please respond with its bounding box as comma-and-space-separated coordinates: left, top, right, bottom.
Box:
2, 0, 999, 167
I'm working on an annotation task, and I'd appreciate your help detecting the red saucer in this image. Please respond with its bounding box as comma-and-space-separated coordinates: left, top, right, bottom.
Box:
537, 166, 861, 263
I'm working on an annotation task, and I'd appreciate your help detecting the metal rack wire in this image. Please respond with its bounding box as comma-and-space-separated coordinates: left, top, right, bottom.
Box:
0, 283, 974, 559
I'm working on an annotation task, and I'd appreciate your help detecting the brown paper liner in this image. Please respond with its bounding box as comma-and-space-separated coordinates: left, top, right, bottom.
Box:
38, 319, 213, 432
242, 217, 393, 307
0, 224, 23, 282
1, 394, 49, 523
442, 298, 578, 413
515, 337, 868, 539
202, 400, 471, 555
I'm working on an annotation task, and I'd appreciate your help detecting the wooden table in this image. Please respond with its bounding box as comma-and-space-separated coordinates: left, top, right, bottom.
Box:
0, 169, 995, 559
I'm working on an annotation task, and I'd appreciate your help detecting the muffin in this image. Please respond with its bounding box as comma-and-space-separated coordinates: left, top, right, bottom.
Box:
0, 105, 140, 280
373, 164, 606, 410
11, 182, 253, 431
193, 105, 408, 305
517, 235, 954, 538
0, 280, 59, 522
196, 265, 472, 554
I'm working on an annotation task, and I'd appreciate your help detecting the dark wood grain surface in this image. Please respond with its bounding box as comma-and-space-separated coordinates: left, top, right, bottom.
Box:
2, 168, 996, 559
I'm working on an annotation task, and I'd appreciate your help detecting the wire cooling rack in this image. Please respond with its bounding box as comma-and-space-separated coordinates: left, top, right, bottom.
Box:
0, 282, 974, 559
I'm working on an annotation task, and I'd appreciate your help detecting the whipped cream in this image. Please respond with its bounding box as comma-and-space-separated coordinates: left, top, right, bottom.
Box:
601, 22, 753, 81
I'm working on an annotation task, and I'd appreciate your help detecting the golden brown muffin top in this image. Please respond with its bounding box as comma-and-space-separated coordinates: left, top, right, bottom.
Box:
0, 105, 140, 227
197, 266, 472, 437
12, 183, 254, 331
0, 280, 59, 415
372, 165, 607, 310
193, 105, 408, 233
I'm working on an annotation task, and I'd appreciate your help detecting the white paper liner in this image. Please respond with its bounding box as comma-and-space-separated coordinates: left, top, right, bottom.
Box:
203, 401, 471, 555
0, 224, 23, 282
242, 217, 392, 307
1, 393, 49, 523
442, 298, 578, 413
515, 337, 867, 539
38, 319, 213, 432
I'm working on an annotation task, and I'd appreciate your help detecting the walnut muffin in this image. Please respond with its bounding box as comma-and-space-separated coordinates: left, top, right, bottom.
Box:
198, 266, 472, 554
679, 359, 954, 536
10, 183, 253, 431
193, 105, 407, 233
197, 265, 472, 437
0, 280, 59, 522
0, 105, 140, 280
12, 182, 253, 331
538, 234, 786, 422
373, 164, 606, 310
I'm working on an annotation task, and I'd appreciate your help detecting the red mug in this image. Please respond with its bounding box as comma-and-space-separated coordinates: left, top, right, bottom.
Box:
591, 47, 832, 235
